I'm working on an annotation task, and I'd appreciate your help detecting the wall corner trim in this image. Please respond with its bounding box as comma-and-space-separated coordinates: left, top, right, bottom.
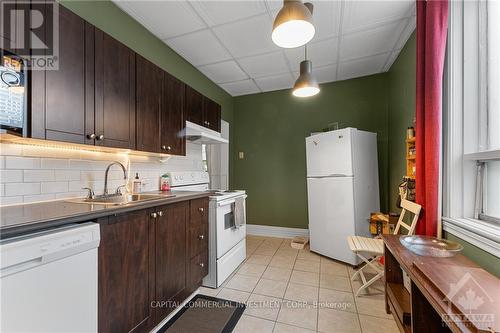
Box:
246, 224, 309, 238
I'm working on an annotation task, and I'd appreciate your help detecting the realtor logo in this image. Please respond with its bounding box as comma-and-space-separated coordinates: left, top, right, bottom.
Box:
1, 0, 59, 69
442, 272, 496, 330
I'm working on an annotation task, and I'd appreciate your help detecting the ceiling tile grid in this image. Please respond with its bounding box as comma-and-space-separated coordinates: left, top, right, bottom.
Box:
113, 0, 416, 97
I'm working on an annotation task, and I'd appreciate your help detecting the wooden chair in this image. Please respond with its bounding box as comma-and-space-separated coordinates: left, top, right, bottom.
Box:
347, 199, 422, 296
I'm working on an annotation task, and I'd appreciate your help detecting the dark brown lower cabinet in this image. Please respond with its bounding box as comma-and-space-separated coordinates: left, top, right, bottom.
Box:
98, 198, 209, 333
98, 210, 154, 333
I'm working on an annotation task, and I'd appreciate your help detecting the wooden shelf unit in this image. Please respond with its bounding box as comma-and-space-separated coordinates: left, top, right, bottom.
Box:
406, 137, 416, 179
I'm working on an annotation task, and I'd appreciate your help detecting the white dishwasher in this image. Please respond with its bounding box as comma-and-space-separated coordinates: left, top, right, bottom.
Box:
0, 222, 100, 333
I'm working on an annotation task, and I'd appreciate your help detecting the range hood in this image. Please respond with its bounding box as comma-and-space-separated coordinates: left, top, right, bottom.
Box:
185, 121, 228, 144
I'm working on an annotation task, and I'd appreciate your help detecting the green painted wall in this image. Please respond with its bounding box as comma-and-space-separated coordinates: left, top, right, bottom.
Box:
57, 0, 235, 181
232, 75, 389, 229
386, 33, 499, 276
387, 32, 416, 212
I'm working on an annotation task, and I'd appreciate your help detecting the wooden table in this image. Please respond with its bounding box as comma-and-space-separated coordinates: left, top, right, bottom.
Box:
382, 235, 499, 333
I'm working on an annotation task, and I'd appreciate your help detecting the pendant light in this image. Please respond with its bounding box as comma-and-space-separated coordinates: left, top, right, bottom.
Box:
272, 0, 315, 48
293, 45, 320, 97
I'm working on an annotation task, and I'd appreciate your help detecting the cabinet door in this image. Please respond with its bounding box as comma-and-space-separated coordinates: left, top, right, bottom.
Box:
94, 30, 135, 149
160, 72, 185, 155
203, 98, 221, 132
136, 55, 161, 153
184, 85, 203, 126
154, 202, 188, 320
31, 6, 93, 143
98, 210, 154, 333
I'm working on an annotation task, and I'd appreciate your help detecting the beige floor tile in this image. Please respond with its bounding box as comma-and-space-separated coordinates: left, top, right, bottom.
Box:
320, 260, 349, 277
217, 288, 251, 303
273, 322, 316, 333
238, 263, 267, 278
290, 270, 320, 287
254, 246, 279, 256
226, 274, 260, 292
277, 300, 318, 330
320, 274, 352, 292
294, 259, 320, 273
275, 248, 299, 258
317, 307, 361, 333
284, 283, 319, 304
247, 254, 273, 265
351, 278, 385, 296
245, 293, 282, 321
359, 314, 399, 333
297, 250, 321, 262
233, 314, 275, 333
318, 288, 356, 313
262, 266, 293, 282
253, 278, 288, 298
355, 293, 393, 319
269, 255, 296, 269
198, 286, 220, 297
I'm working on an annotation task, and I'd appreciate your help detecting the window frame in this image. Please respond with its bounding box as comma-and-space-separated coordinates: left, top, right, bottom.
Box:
442, 0, 500, 257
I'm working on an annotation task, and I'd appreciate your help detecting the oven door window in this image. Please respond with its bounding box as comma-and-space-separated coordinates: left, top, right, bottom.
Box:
224, 204, 235, 230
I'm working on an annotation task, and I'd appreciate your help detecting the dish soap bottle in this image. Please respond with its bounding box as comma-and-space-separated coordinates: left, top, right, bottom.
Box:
132, 173, 142, 193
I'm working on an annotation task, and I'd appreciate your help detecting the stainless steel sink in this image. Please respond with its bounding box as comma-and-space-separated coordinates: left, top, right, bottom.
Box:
69, 193, 175, 206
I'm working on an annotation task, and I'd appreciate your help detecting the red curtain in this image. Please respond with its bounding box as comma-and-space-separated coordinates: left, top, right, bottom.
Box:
415, 0, 449, 236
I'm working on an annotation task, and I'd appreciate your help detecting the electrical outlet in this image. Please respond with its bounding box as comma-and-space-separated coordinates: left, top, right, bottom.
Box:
238, 152, 244, 159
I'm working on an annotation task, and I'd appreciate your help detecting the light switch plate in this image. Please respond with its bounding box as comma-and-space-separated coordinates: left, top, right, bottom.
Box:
238, 152, 244, 159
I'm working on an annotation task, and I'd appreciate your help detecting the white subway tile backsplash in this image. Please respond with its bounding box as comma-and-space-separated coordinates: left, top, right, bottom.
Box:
5, 157, 41, 169
5, 183, 41, 196
41, 158, 70, 169
41, 181, 69, 194
24, 170, 55, 182
0, 170, 23, 183
0, 142, 204, 205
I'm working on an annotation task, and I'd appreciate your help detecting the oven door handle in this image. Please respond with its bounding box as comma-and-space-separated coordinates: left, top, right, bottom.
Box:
216, 195, 247, 207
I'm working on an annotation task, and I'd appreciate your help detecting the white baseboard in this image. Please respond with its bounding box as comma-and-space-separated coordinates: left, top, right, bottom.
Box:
246, 224, 309, 239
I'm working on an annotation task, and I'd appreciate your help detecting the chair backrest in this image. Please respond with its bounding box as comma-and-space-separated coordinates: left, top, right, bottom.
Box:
393, 199, 422, 236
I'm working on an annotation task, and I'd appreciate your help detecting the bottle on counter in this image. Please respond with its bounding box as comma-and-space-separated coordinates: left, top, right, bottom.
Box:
132, 173, 142, 193
160, 174, 171, 192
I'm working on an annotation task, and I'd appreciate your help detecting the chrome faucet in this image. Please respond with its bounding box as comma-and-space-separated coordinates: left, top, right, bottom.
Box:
103, 161, 127, 196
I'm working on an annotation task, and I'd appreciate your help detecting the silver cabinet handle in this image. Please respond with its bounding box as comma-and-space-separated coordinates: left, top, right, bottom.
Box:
157, 211, 163, 217
167, 146, 171, 151
161, 145, 166, 150
198, 207, 204, 212
87, 133, 96, 140
151, 212, 157, 219
96, 134, 104, 141
199, 263, 204, 268
198, 234, 204, 240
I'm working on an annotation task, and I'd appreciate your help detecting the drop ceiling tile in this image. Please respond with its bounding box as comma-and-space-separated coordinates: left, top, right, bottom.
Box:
254, 72, 295, 92
213, 14, 279, 58
221, 79, 260, 96
191, 1, 268, 26
337, 53, 389, 81
197, 60, 248, 84
115, 1, 205, 40
343, 0, 414, 33
284, 37, 338, 69
339, 20, 405, 61
237, 51, 289, 78
166, 30, 231, 66
265, 0, 282, 12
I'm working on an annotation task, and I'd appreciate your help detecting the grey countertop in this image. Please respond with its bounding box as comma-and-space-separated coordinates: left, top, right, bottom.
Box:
0, 190, 211, 239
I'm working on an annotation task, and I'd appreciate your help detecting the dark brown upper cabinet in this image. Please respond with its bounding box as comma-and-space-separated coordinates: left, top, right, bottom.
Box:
93, 30, 136, 149
184, 85, 221, 133
136, 55, 162, 153
184, 85, 204, 126
203, 97, 222, 132
31, 5, 94, 144
161, 72, 186, 156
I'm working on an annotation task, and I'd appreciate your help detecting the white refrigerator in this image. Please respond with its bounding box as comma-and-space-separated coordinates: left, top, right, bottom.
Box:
306, 128, 380, 265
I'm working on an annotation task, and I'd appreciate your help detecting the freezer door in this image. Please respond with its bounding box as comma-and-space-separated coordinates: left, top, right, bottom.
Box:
307, 177, 359, 265
305, 128, 354, 177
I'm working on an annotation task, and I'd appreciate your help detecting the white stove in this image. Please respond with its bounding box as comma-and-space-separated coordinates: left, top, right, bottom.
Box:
169, 171, 247, 288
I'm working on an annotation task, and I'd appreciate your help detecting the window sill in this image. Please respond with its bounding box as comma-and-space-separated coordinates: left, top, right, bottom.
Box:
442, 217, 500, 257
